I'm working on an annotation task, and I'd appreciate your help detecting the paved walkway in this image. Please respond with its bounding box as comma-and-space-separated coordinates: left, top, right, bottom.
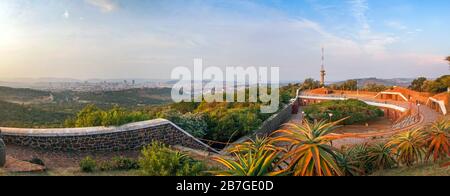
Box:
281, 94, 443, 148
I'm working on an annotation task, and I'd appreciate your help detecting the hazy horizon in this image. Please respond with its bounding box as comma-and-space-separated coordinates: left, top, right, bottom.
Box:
1, 0, 449, 81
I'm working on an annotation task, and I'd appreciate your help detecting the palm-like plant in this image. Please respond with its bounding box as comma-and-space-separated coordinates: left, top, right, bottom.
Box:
228, 136, 280, 155
366, 143, 397, 170
212, 137, 283, 176
386, 128, 427, 167
271, 119, 353, 176
344, 143, 372, 175
335, 150, 363, 176
425, 119, 450, 162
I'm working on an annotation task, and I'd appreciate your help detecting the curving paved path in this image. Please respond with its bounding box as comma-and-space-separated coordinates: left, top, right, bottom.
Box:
283, 93, 442, 148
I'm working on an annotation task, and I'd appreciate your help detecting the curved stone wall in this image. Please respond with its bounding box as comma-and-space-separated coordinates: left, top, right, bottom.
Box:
0, 119, 217, 153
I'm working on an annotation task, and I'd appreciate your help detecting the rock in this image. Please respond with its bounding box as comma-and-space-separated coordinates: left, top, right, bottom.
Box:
0, 138, 5, 167
3, 156, 46, 173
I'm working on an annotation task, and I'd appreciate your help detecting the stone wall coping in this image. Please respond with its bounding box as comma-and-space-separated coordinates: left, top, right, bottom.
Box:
298, 95, 408, 112
0, 119, 171, 137
0, 118, 219, 153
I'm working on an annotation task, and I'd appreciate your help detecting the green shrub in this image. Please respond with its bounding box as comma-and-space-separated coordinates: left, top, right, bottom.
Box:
203, 107, 263, 142
138, 141, 206, 176
69, 104, 151, 127
304, 99, 384, 125
98, 161, 114, 172
97, 157, 139, 171
111, 157, 139, 170
158, 110, 208, 138
79, 156, 97, 173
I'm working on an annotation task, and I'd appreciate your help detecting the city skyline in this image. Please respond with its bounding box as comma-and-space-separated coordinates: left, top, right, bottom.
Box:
0, 0, 449, 81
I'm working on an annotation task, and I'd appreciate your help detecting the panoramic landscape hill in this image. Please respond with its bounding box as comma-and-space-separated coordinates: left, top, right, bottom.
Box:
1, 0, 450, 185
0, 86, 173, 127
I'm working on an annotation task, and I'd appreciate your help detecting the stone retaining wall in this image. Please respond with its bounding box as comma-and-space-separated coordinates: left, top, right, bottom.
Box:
0, 138, 5, 167
253, 102, 294, 138
0, 119, 216, 153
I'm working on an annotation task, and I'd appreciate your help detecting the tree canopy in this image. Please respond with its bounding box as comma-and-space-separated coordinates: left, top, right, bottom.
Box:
409, 75, 450, 93
409, 77, 427, 92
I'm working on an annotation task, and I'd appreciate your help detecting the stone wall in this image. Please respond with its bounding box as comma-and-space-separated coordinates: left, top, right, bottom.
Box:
253, 102, 294, 138
0, 119, 216, 153
222, 101, 295, 153
0, 138, 5, 167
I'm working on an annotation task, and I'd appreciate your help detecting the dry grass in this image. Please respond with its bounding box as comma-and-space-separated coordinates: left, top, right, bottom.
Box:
1, 167, 141, 176
372, 159, 450, 176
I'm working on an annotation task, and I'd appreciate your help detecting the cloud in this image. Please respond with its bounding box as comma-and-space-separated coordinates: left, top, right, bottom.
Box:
85, 0, 118, 13
348, 0, 370, 32
63, 10, 69, 19
386, 21, 407, 30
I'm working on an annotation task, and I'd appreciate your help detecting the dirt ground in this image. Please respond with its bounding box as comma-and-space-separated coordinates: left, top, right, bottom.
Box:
5, 144, 141, 169
333, 117, 393, 134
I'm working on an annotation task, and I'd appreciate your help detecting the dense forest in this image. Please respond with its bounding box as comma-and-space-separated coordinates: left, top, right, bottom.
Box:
0, 87, 172, 128
0, 86, 51, 103
0, 100, 71, 128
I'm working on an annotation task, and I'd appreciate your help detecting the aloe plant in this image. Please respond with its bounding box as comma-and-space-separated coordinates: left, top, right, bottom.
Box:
271, 119, 354, 176
387, 128, 427, 167
212, 137, 284, 176
425, 119, 450, 162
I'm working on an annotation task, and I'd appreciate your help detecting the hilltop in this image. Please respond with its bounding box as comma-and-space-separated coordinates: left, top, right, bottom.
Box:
332, 77, 415, 88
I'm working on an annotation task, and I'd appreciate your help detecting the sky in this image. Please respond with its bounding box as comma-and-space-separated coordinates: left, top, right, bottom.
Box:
0, 0, 449, 81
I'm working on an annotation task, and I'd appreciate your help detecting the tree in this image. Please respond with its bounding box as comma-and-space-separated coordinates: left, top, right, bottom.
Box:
341, 80, 358, 91
409, 77, 427, 92
435, 75, 450, 93
362, 83, 388, 92
301, 78, 321, 90
446, 56, 450, 65
330, 80, 358, 91
421, 75, 450, 93
75, 104, 104, 127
